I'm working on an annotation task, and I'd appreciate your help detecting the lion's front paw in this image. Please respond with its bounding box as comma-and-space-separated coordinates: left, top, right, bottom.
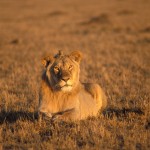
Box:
38, 112, 52, 121
51, 114, 61, 121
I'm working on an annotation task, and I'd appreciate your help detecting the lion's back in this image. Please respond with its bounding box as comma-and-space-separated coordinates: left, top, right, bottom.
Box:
78, 83, 107, 119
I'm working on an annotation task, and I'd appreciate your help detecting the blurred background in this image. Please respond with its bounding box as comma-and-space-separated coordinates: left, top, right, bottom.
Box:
0, 0, 149, 107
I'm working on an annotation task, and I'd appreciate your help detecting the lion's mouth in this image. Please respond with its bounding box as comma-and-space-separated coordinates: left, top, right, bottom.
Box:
60, 84, 73, 92
62, 84, 72, 87
61, 84, 72, 88
55, 83, 72, 90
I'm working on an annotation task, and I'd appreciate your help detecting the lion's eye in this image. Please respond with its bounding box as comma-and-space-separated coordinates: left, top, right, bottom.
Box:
54, 67, 59, 74
69, 65, 73, 70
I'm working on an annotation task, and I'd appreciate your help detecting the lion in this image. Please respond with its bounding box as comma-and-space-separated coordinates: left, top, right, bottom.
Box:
38, 50, 107, 121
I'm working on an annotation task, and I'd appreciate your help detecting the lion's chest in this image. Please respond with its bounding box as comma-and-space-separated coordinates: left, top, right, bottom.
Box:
45, 93, 79, 113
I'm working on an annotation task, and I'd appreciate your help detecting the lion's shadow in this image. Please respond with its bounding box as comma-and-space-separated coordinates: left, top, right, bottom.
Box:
0, 107, 144, 124
0, 110, 38, 124
103, 107, 144, 118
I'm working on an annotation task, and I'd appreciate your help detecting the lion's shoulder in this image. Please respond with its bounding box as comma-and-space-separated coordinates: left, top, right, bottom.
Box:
83, 83, 101, 97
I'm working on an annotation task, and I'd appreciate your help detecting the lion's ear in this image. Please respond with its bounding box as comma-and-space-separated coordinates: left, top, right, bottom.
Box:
70, 50, 82, 63
42, 55, 54, 68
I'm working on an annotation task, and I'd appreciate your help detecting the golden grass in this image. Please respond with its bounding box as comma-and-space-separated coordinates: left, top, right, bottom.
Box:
0, 0, 149, 149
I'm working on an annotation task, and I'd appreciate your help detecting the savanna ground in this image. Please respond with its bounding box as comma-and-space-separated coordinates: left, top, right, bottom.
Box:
0, 0, 150, 149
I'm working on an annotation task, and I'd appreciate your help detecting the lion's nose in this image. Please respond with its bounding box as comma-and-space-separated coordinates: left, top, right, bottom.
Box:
62, 77, 70, 82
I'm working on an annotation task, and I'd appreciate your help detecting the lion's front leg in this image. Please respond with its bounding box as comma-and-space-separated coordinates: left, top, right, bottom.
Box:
51, 108, 78, 121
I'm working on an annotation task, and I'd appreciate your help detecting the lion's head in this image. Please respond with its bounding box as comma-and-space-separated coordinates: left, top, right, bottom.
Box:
42, 50, 82, 92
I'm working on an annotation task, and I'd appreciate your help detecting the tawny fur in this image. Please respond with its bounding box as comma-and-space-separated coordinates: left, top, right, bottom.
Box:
38, 50, 107, 121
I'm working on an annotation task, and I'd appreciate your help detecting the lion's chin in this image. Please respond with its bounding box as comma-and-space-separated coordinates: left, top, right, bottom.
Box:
61, 85, 73, 92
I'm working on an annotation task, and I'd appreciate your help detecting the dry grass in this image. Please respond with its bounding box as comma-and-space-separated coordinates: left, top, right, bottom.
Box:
0, 0, 149, 149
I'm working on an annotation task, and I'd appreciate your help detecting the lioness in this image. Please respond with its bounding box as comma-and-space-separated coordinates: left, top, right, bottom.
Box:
38, 50, 107, 121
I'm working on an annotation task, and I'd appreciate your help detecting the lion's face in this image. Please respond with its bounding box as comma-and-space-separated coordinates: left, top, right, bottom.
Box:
42, 51, 82, 92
